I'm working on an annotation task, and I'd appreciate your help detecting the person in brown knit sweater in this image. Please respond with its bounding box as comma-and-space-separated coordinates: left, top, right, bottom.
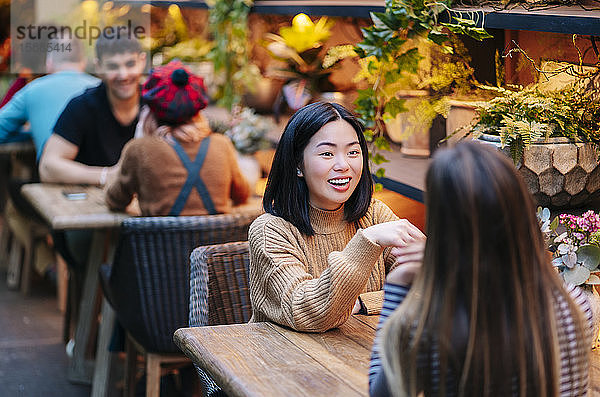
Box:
105, 60, 249, 216
249, 102, 425, 332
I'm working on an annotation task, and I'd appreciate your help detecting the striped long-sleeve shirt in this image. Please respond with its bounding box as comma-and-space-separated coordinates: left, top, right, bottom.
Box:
369, 282, 593, 396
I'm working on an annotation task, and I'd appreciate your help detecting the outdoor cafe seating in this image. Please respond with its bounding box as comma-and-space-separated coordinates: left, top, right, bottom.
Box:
96, 212, 262, 397
2, 0, 600, 395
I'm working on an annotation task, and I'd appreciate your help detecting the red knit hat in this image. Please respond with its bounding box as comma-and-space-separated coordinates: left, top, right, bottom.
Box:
142, 60, 208, 125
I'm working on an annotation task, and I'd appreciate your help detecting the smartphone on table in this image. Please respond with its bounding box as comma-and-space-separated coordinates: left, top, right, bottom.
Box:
62, 190, 88, 200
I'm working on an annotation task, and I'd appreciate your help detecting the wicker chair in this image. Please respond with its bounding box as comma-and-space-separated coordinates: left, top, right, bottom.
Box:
100, 213, 260, 397
188, 241, 252, 397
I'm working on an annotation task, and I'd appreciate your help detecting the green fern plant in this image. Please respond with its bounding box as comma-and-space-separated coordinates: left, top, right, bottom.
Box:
470, 85, 600, 164
352, 0, 492, 187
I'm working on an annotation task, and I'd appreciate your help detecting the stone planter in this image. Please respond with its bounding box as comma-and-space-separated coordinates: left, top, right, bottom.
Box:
478, 134, 600, 209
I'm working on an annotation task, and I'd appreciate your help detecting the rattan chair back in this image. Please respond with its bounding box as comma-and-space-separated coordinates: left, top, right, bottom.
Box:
188, 241, 251, 327
106, 211, 261, 354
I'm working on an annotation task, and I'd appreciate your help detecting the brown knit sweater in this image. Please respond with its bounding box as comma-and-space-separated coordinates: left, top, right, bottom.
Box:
249, 199, 399, 332
105, 134, 250, 216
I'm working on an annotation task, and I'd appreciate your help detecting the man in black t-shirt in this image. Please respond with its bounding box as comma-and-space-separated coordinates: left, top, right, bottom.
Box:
39, 31, 146, 186
37, 31, 146, 285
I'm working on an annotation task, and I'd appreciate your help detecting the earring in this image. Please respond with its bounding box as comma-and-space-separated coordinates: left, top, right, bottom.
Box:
296, 169, 302, 177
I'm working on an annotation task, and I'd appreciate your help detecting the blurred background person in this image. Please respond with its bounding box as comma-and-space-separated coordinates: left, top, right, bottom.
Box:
0, 35, 98, 281
0, 36, 98, 159
39, 29, 145, 186
105, 59, 250, 216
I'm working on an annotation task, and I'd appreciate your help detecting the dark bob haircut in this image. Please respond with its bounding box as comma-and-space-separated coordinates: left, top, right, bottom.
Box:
263, 101, 373, 235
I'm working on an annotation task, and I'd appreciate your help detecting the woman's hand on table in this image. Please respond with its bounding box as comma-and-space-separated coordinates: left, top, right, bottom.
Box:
363, 219, 425, 248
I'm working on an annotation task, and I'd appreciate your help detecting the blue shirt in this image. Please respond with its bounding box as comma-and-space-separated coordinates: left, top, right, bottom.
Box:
0, 70, 100, 159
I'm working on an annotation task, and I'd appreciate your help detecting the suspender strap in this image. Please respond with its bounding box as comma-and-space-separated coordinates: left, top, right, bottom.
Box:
168, 137, 217, 216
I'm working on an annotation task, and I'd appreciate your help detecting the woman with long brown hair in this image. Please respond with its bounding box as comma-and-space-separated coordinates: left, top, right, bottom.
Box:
369, 141, 592, 396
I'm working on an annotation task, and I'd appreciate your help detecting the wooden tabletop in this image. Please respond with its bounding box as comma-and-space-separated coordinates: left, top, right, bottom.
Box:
174, 315, 379, 397
175, 314, 600, 397
21, 184, 130, 230
21, 183, 263, 231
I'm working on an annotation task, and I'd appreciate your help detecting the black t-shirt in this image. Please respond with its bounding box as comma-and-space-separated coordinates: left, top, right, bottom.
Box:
53, 82, 138, 167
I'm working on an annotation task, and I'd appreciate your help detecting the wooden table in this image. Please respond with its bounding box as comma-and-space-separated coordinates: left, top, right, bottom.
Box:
175, 314, 600, 397
22, 183, 263, 389
21, 183, 130, 385
174, 315, 379, 396
21, 183, 131, 230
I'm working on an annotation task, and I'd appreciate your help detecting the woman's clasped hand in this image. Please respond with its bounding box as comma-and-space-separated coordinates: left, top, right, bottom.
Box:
362, 219, 425, 249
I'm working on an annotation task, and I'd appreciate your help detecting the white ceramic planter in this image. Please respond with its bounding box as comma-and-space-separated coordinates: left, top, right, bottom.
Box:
445, 99, 482, 146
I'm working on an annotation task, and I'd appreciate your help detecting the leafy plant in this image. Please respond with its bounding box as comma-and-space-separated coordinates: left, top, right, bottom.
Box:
263, 13, 356, 111
470, 84, 600, 163
352, 0, 492, 184
162, 38, 214, 63
206, 0, 260, 110
150, 4, 190, 58
538, 207, 600, 286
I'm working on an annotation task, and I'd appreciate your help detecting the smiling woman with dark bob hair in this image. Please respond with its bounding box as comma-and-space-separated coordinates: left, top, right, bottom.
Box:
249, 101, 425, 332
263, 101, 373, 235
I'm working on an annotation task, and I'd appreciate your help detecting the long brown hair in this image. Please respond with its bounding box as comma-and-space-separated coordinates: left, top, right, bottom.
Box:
382, 141, 589, 396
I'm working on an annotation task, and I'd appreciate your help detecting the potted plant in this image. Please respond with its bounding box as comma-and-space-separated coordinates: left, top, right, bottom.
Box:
352, 0, 492, 182
469, 81, 600, 208
538, 207, 600, 347
368, 35, 484, 157
149, 5, 219, 98
263, 13, 355, 113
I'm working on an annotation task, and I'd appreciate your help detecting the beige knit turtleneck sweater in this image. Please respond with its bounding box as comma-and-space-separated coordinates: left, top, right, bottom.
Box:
248, 198, 399, 332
